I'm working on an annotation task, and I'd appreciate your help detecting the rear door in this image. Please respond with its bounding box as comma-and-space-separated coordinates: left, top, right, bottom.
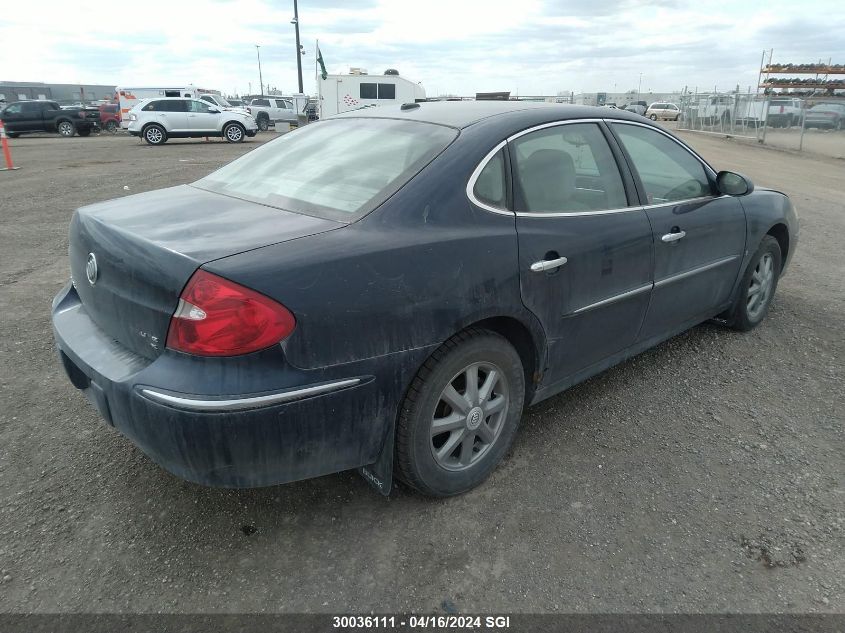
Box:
1, 102, 27, 132
158, 99, 189, 132
507, 121, 654, 383
610, 122, 746, 340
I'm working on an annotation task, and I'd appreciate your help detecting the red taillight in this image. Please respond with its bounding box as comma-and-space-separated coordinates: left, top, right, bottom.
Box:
166, 270, 296, 356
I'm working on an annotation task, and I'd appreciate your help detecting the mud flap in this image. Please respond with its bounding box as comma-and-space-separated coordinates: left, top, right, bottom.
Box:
358, 418, 395, 496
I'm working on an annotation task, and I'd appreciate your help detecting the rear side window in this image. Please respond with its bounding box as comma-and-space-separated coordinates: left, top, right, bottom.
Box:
142, 100, 160, 111
21, 102, 40, 113
195, 118, 458, 221
612, 123, 712, 204
473, 149, 507, 209
511, 123, 627, 213
161, 100, 187, 112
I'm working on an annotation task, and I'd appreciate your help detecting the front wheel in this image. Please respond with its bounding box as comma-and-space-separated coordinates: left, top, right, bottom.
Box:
725, 236, 782, 331
223, 122, 245, 143
57, 121, 76, 137
649, 113, 658, 120
395, 328, 525, 497
105, 120, 118, 133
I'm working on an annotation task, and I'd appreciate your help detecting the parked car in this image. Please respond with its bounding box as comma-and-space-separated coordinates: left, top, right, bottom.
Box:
52, 102, 797, 497
0, 100, 100, 137
767, 98, 804, 128
126, 97, 258, 145
624, 101, 648, 116
247, 97, 298, 131
804, 103, 845, 130
98, 104, 121, 133
646, 102, 681, 121
198, 94, 249, 113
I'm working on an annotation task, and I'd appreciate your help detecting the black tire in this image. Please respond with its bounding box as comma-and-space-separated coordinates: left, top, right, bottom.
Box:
142, 124, 167, 145
6, 132, 19, 138
77, 128, 91, 137
56, 120, 76, 137
105, 120, 118, 133
395, 328, 525, 497
257, 115, 269, 131
223, 122, 245, 143
724, 235, 782, 331
649, 113, 658, 121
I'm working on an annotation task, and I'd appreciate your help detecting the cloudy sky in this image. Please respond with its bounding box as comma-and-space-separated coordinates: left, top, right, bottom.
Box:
1, 0, 842, 97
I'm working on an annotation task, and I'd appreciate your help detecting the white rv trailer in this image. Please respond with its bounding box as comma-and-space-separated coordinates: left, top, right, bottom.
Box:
318, 71, 425, 118
116, 85, 221, 127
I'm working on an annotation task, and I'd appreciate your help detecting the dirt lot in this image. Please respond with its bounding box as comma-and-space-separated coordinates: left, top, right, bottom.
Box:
0, 130, 842, 614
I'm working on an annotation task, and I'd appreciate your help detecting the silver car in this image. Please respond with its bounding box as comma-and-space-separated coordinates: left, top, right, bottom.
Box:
646, 102, 681, 121
127, 97, 258, 145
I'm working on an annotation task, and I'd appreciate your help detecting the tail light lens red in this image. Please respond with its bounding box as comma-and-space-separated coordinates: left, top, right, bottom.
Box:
166, 270, 295, 356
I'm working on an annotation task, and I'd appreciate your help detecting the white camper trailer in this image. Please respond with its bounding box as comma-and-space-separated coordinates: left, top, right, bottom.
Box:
318, 70, 425, 118
116, 85, 221, 127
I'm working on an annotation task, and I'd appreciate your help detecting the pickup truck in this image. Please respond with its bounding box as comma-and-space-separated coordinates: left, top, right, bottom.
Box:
0, 100, 101, 137
767, 98, 804, 128
247, 97, 298, 131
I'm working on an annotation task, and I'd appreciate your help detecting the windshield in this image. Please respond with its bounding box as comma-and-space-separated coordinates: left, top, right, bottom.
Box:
194, 118, 458, 221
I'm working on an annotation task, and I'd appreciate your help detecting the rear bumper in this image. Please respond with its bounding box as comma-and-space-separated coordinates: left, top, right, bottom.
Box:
51, 282, 418, 488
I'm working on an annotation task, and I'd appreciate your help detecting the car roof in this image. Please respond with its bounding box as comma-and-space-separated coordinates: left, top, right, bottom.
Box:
331, 100, 647, 129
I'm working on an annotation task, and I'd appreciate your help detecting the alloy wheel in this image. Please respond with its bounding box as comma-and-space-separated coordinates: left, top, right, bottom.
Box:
58, 122, 74, 136
226, 125, 243, 142
429, 362, 509, 471
747, 252, 774, 320
146, 127, 163, 144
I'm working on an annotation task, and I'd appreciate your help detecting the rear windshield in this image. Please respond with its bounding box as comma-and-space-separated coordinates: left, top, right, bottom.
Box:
194, 118, 458, 221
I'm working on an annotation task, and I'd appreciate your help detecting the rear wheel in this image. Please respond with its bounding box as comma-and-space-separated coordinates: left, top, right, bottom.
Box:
724, 236, 782, 331
57, 121, 76, 137
6, 132, 19, 138
649, 113, 658, 120
77, 128, 91, 137
143, 124, 167, 145
257, 115, 269, 131
395, 328, 525, 497
104, 120, 118, 133
223, 122, 245, 143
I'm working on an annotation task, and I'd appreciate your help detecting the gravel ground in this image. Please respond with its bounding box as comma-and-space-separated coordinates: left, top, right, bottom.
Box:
0, 130, 842, 614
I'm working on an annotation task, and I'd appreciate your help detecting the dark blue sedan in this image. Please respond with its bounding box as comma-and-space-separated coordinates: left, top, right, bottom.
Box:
52, 102, 798, 496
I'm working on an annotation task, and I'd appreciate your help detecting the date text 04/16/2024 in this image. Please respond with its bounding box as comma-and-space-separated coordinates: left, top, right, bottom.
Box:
332, 615, 511, 629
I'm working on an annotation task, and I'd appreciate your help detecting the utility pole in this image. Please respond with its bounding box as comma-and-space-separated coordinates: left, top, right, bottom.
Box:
293, 0, 304, 93
256, 45, 264, 97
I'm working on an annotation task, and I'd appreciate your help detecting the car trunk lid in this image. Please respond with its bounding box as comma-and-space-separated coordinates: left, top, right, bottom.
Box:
69, 185, 341, 360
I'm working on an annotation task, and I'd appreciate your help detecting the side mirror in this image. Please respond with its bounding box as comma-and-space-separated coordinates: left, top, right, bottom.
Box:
716, 170, 754, 196
208, 107, 220, 113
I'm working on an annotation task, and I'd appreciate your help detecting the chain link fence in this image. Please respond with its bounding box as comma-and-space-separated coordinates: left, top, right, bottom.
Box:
675, 90, 844, 157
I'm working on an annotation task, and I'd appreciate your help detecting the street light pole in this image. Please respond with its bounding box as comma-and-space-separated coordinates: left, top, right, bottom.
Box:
637, 73, 643, 100
256, 45, 264, 97
293, 0, 304, 93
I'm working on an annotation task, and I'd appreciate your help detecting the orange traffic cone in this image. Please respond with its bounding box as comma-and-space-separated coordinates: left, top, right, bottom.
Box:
0, 120, 19, 171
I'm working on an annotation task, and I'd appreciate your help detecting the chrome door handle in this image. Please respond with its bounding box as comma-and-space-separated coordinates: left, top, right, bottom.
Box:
530, 256, 568, 272
661, 230, 686, 243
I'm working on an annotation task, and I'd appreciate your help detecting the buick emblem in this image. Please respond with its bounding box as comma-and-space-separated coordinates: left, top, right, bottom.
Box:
85, 253, 98, 286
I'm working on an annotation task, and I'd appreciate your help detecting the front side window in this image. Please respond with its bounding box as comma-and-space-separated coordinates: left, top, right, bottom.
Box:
473, 148, 507, 209
200, 95, 215, 104
188, 100, 213, 113
511, 123, 627, 213
612, 123, 712, 204
195, 118, 458, 221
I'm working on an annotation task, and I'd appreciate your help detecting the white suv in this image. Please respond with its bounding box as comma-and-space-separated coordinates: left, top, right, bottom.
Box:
127, 97, 258, 145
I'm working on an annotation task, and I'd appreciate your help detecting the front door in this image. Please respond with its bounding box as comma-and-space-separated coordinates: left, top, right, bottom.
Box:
186, 99, 218, 132
610, 122, 746, 340
510, 121, 654, 384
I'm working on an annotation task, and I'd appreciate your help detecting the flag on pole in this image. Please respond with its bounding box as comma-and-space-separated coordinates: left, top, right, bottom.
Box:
316, 45, 328, 80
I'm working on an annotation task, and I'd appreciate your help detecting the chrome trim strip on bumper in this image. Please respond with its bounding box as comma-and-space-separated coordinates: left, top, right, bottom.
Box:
140, 378, 362, 412
654, 255, 740, 288
570, 282, 653, 314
